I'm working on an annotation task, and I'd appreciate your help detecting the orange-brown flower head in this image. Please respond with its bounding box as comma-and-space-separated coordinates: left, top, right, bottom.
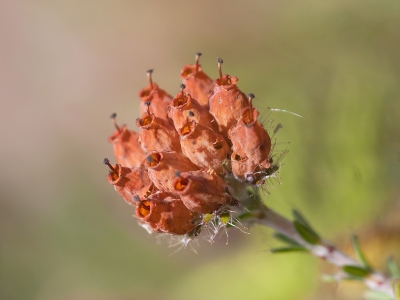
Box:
144, 151, 199, 193
179, 120, 230, 174
229, 97, 271, 166
135, 193, 200, 235
136, 102, 181, 153
208, 58, 249, 141
108, 113, 146, 168
168, 84, 214, 133
172, 170, 229, 213
138, 69, 173, 122
180, 52, 214, 108
104, 158, 154, 205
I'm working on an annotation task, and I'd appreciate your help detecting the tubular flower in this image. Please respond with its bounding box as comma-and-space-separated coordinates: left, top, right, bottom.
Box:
168, 84, 214, 133
208, 58, 249, 142
144, 151, 198, 193
172, 170, 230, 214
104, 158, 154, 205
136, 103, 181, 153
229, 96, 272, 182
108, 114, 146, 168
180, 52, 214, 108
179, 120, 230, 173
105, 54, 283, 240
135, 193, 200, 235
139, 69, 173, 122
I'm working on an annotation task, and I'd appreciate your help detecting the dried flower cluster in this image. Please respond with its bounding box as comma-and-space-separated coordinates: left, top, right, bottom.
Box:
105, 54, 282, 242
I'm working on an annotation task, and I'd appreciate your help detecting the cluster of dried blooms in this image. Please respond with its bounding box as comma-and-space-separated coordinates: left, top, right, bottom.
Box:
105, 54, 282, 241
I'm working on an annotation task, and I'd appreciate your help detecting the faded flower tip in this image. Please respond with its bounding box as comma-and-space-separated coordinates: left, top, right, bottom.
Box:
195, 52, 202, 57
110, 113, 117, 119
103, 158, 110, 165
217, 57, 223, 64
180, 83, 186, 90
144, 101, 151, 107
248, 93, 255, 99
146, 69, 153, 74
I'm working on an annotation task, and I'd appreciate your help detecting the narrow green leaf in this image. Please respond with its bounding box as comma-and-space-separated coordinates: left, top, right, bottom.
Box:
292, 209, 312, 228
387, 257, 400, 279
342, 265, 370, 278
273, 232, 302, 247
271, 246, 306, 253
351, 235, 371, 271
293, 221, 321, 245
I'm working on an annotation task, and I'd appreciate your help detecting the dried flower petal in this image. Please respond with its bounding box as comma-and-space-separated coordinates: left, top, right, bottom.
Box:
108, 114, 146, 168
172, 170, 229, 213
135, 194, 199, 235
144, 151, 199, 193
168, 85, 214, 133
180, 53, 214, 108
104, 158, 154, 205
179, 120, 230, 173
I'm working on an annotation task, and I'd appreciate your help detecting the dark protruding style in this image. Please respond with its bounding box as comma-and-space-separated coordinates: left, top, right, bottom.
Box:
104, 158, 118, 175
195, 52, 202, 72
146, 69, 154, 88
217, 57, 224, 79
110, 113, 120, 131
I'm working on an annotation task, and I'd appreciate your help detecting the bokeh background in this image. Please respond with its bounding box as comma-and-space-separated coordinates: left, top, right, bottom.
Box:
1, 1, 400, 299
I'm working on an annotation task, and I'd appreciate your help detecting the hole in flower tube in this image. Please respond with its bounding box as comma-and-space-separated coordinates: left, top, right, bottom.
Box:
138, 200, 151, 218
213, 141, 223, 150
141, 116, 152, 126
174, 177, 189, 191
181, 123, 193, 136
172, 95, 187, 107
146, 153, 161, 167
232, 153, 247, 162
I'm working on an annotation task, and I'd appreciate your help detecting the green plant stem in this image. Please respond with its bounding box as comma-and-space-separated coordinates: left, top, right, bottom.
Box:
246, 204, 395, 298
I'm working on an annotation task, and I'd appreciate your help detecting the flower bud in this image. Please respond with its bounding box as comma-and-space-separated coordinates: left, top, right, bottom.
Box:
208, 58, 249, 141
144, 151, 199, 193
136, 106, 181, 153
180, 53, 214, 108
168, 85, 214, 133
104, 158, 154, 205
135, 193, 200, 235
172, 170, 229, 213
179, 120, 230, 173
108, 114, 146, 168
138, 69, 173, 122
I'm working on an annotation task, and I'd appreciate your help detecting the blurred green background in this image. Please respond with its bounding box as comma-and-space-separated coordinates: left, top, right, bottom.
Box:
1, 1, 400, 299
